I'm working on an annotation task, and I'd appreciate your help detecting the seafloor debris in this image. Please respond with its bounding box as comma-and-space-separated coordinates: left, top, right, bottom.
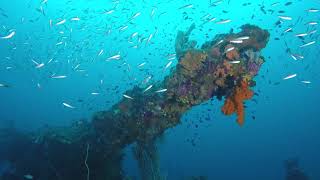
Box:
0, 24, 269, 180
285, 158, 310, 180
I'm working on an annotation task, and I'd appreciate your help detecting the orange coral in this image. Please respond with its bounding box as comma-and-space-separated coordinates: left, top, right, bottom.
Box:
223, 60, 232, 71
221, 80, 253, 126
213, 65, 225, 78
225, 45, 240, 60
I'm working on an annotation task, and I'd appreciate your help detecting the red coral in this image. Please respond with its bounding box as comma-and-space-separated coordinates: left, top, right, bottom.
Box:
221, 80, 253, 126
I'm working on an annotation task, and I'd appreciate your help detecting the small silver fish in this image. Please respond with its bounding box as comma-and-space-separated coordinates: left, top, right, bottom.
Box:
74, 64, 81, 70
130, 12, 141, 21
308, 30, 317, 35
104, 9, 114, 15
131, 32, 138, 38
146, 33, 153, 45
163, 61, 172, 71
216, 19, 231, 24
301, 80, 311, 84
0, 83, 9, 88
138, 62, 146, 67
225, 47, 235, 53
51, 75, 67, 79
278, 16, 292, 20
167, 57, 176, 61
150, 8, 156, 18
107, 54, 121, 60
155, 89, 167, 93
300, 41, 315, 48
167, 53, 176, 58
123, 94, 134, 99
283, 74, 297, 80
236, 36, 250, 40
290, 54, 304, 60
230, 40, 243, 44
307, 21, 318, 25
207, 17, 217, 22
48, 58, 53, 64
211, 0, 223, 6
119, 25, 128, 31
202, 13, 211, 20
56, 41, 63, 46
71, 17, 80, 21
307, 8, 319, 13
1, 31, 15, 39
295, 33, 308, 37
56, 19, 66, 25
228, 60, 240, 64
142, 76, 152, 84
215, 40, 224, 46
62, 102, 75, 109
143, 85, 153, 93
35, 63, 45, 69
284, 27, 293, 33
179, 4, 193, 9
290, 54, 297, 60
98, 49, 104, 56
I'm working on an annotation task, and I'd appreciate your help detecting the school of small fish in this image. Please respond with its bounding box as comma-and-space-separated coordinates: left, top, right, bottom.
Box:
0, 0, 318, 113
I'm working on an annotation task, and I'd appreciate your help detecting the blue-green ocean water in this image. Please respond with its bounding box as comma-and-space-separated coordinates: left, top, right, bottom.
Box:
0, 0, 319, 179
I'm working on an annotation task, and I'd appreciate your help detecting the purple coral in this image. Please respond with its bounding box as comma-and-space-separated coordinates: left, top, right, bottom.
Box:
177, 81, 192, 97
247, 61, 260, 76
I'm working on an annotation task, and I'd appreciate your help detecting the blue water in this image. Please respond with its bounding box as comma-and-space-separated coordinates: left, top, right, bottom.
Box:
1, 0, 319, 179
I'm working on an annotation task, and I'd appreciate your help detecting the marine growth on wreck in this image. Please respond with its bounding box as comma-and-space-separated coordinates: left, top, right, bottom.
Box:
0, 24, 269, 180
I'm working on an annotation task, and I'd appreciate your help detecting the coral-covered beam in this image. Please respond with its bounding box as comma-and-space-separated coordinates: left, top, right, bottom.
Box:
92, 24, 270, 149
0, 24, 270, 180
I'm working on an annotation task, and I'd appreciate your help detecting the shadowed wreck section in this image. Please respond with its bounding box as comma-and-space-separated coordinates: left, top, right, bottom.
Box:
0, 24, 269, 180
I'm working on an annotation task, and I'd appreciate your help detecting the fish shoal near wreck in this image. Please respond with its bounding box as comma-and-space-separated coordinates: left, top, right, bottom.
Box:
0, 24, 269, 180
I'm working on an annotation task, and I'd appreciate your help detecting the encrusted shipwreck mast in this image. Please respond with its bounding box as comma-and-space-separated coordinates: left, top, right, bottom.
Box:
0, 24, 269, 180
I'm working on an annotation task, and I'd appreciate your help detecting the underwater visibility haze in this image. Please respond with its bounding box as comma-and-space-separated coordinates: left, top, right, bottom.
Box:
0, 0, 320, 179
